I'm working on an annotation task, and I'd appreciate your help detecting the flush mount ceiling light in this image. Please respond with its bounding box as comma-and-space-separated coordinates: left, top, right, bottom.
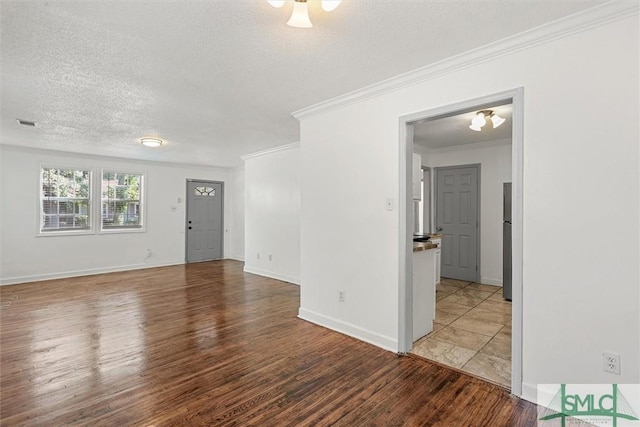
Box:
469, 110, 506, 132
268, 0, 342, 28
140, 137, 163, 147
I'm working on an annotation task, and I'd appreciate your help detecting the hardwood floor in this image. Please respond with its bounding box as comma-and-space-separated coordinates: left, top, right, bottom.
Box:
1, 260, 539, 426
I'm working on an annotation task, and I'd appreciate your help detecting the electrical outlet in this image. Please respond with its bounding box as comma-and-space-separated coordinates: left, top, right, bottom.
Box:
338, 290, 345, 302
603, 352, 620, 375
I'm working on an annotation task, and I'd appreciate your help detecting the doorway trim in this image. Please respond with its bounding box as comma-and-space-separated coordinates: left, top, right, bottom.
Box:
434, 164, 481, 283
398, 88, 524, 396
185, 179, 225, 263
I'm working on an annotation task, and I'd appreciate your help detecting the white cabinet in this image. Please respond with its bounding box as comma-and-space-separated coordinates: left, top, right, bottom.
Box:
412, 247, 436, 342
412, 153, 421, 201
434, 248, 441, 285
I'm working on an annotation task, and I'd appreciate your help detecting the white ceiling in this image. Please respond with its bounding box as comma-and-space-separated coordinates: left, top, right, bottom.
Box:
0, 1, 605, 167
414, 103, 513, 150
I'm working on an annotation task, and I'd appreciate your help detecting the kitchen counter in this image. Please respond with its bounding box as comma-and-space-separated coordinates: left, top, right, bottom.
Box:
413, 242, 438, 252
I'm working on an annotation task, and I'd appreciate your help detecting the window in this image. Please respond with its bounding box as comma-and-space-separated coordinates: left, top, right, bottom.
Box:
194, 186, 216, 197
101, 171, 144, 231
40, 168, 92, 233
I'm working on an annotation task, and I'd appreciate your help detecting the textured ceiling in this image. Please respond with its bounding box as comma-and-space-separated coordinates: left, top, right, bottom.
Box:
414, 103, 513, 150
0, 0, 605, 167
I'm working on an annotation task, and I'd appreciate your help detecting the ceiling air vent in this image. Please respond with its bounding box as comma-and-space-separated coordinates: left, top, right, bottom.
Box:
17, 119, 36, 127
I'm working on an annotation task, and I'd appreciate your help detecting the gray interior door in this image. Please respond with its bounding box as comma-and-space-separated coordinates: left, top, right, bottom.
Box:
436, 165, 479, 282
186, 180, 223, 263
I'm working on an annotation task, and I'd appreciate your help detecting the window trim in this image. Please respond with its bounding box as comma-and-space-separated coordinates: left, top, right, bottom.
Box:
37, 165, 95, 237
98, 168, 147, 234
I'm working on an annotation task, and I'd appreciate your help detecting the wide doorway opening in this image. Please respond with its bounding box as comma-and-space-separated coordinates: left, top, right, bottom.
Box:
399, 89, 523, 395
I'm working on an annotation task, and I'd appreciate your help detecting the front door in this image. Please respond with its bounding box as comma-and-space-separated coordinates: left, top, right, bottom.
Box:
435, 165, 479, 282
186, 180, 223, 263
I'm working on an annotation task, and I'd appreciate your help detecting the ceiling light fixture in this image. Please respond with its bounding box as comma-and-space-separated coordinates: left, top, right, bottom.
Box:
268, 0, 342, 28
140, 137, 163, 147
321, 0, 341, 12
287, 0, 313, 28
469, 110, 506, 132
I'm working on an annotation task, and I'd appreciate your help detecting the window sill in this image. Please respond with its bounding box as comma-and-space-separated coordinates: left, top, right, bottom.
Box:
37, 229, 95, 237
98, 228, 146, 235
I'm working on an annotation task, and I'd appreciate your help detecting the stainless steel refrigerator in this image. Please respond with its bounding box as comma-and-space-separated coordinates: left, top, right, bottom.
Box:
503, 183, 512, 301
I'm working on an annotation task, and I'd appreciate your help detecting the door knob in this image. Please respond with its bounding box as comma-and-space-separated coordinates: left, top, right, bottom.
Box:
436, 227, 443, 232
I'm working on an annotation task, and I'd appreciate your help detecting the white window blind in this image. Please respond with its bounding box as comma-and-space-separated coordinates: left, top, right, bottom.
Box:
40, 168, 92, 233
101, 171, 144, 230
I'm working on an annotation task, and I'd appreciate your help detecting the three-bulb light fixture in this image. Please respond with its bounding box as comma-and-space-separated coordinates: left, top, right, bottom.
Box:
267, 0, 342, 28
468, 110, 506, 132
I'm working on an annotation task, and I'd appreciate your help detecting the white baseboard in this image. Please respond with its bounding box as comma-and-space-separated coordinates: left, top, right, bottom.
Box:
0, 260, 184, 286
521, 381, 542, 405
480, 276, 503, 286
298, 307, 397, 352
243, 265, 300, 285
225, 256, 245, 262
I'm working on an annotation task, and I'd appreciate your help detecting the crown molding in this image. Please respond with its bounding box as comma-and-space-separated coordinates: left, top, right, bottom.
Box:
292, 1, 638, 121
240, 142, 300, 161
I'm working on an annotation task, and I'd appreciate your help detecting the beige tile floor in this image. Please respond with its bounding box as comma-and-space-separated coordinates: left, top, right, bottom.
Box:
411, 278, 512, 388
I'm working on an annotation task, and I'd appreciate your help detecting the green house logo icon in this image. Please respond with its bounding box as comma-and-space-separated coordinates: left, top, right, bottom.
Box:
540, 384, 639, 426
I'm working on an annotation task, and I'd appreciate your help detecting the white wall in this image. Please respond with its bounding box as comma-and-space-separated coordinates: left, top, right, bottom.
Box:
296, 10, 639, 399
0, 145, 234, 284
243, 143, 300, 284
227, 166, 245, 261
416, 140, 512, 285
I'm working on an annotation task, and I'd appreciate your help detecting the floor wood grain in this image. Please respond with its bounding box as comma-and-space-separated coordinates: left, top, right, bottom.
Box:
1, 260, 539, 426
